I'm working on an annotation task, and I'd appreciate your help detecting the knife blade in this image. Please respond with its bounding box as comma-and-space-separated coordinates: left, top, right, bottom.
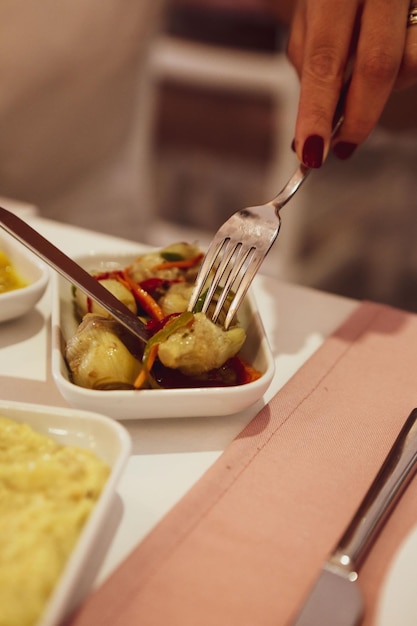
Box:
291, 407, 417, 626
0, 206, 149, 344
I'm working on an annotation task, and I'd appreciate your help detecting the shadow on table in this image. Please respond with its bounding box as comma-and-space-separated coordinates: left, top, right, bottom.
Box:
0, 308, 45, 348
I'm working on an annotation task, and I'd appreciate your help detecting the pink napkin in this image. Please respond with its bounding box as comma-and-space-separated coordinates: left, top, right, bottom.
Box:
68, 301, 417, 626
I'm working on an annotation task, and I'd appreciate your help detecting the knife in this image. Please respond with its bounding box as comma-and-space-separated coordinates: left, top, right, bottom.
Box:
0, 206, 149, 344
291, 407, 417, 626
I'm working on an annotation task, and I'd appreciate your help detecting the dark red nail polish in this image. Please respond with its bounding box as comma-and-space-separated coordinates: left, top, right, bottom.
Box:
333, 141, 357, 160
302, 135, 324, 168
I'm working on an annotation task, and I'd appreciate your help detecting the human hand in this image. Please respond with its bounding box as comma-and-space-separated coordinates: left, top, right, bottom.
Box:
286, 0, 417, 167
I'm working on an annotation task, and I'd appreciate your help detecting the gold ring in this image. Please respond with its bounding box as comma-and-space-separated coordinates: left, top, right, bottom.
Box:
408, 6, 417, 26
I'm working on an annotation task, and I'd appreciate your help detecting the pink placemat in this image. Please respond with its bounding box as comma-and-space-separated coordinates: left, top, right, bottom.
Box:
68, 301, 417, 626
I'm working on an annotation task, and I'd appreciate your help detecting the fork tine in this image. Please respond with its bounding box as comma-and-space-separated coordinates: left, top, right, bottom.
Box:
200, 238, 238, 314
211, 245, 256, 324
223, 249, 265, 328
187, 238, 226, 311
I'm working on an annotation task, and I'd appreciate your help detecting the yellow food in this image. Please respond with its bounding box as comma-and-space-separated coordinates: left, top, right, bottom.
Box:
0, 251, 27, 294
0, 416, 110, 626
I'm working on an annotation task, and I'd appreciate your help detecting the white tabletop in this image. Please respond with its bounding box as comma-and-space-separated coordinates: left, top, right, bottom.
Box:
0, 214, 359, 587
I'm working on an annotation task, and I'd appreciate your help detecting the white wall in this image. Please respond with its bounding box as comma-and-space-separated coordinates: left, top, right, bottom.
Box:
0, 0, 166, 240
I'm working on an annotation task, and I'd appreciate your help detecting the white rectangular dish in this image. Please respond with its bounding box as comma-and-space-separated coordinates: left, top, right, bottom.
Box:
0, 399, 131, 626
51, 250, 275, 420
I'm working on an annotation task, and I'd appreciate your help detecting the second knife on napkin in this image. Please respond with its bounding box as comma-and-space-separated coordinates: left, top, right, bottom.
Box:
291, 407, 417, 626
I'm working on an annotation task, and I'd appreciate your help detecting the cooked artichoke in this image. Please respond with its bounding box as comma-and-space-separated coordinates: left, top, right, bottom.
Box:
157, 312, 246, 376
159, 282, 194, 316
128, 242, 201, 283
158, 276, 232, 326
65, 314, 142, 389
73, 278, 137, 320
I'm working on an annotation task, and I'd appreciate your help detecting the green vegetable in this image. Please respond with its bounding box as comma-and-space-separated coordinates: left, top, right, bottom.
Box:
160, 252, 184, 262
144, 312, 194, 362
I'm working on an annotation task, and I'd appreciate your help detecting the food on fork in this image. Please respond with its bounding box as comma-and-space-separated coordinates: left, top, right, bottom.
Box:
0, 416, 110, 626
66, 242, 260, 391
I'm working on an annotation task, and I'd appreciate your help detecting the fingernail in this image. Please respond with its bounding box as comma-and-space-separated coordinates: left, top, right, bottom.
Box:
333, 141, 357, 160
290, 138, 295, 152
302, 135, 324, 168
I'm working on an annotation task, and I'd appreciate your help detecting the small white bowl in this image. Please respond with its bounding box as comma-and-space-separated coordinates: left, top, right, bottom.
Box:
0, 232, 49, 322
0, 399, 131, 626
51, 250, 275, 420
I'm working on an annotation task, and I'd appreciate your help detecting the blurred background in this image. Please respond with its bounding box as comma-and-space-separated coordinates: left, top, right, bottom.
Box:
1, 0, 417, 311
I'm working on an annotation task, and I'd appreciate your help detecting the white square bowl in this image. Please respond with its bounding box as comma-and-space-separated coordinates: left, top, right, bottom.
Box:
51, 250, 275, 420
0, 232, 49, 322
0, 399, 131, 626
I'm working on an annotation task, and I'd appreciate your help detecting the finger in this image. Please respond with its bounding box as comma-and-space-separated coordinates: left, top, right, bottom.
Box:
332, 0, 408, 158
293, 0, 360, 168
286, 0, 307, 79
396, 7, 417, 89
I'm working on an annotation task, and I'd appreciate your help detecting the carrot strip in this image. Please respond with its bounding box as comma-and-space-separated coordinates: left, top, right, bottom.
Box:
133, 343, 159, 389
232, 356, 262, 384
115, 275, 131, 291
241, 363, 262, 384
152, 253, 203, 271
120, 271, 164, 321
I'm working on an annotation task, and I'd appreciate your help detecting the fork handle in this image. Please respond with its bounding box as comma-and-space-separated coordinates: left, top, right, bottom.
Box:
271, 75, 349, 212
271, 113, 346, 212
270, 112, 343, 211
270, 163, 310, 212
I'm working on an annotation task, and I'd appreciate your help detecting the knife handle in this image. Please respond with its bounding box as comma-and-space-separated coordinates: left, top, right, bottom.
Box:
330, 407, 417, 576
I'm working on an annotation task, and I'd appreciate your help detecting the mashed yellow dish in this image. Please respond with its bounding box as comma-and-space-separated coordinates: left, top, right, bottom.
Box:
0, 251, 27, 294
0, 416, 110, 626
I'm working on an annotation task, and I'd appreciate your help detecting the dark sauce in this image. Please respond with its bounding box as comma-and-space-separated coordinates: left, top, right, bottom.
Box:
151, 355, 253, 389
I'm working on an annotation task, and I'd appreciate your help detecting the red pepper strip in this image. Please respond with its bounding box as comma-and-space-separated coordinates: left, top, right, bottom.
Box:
92, 270, 125, 282
152, 253, 204, 271
133, 343, 159, 389
146, 312, 180, 336
139, 277, 165, 293
119, 270, 164, 321
139, 277, 184, 295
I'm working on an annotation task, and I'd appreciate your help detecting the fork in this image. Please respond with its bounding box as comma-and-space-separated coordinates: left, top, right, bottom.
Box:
188, 115, 345, 330
187, 164, 308, 329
